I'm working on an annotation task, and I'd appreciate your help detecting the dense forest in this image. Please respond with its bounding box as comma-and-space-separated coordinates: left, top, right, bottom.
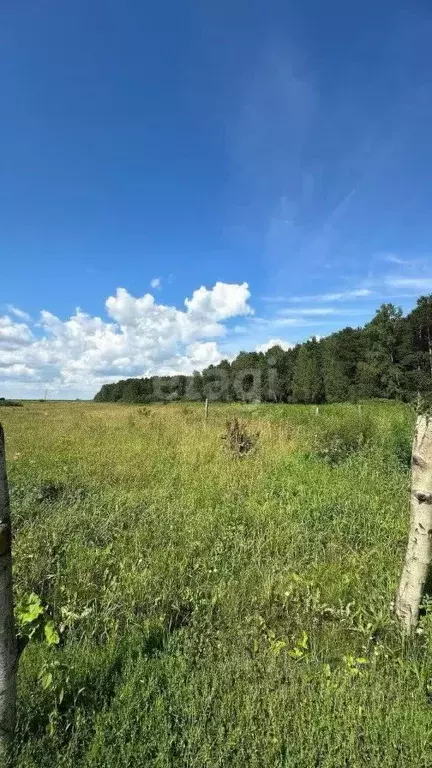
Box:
94, 296, 432, 405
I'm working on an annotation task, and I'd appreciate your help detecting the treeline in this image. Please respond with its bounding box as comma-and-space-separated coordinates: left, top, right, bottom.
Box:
94, 296, 432, 405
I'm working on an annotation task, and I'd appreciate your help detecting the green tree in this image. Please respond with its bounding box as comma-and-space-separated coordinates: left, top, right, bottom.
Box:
403, 295, 432, 400
292, 338, 324, 404
323, 327, 363, 403
357, 304, 404, 399
230, 352, 263, 402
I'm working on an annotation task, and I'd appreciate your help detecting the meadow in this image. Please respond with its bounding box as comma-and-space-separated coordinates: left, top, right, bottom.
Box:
2, 399, 432, 767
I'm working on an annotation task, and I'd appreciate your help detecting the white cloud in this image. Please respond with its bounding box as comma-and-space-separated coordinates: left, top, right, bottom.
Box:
385, 277, 432, 292
185, 342, 222, 367
150, 277, 161, 289
277, 307, 336, 316
0, 315, 34, 347
255, 338, 294, 353
184, 281, 253, 321
0, 282, 253, 398
262, 288, 373, 303
291, 288, 373, 303
6, 305, 31, 321
382, 254, 410, 266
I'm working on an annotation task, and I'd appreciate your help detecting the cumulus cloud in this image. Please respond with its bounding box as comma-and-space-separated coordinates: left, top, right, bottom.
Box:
0, 282, 253, 398
255, 338, 294, 353
0, 315, 34, 347
184, 281, 253, 321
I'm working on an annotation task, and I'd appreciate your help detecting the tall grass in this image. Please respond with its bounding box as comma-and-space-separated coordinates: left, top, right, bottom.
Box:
2, 400, 430, 767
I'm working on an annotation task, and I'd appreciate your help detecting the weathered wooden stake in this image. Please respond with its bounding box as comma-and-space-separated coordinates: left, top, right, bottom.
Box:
396, 414, 432, 634
204, 398, 209, 423
315, 405, 319, 416
0, 425, 17, 759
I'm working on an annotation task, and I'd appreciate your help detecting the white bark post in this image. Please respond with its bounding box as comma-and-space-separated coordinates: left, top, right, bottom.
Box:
0, 425, 17, 758
396, 414, 432, 634
204, 398, 209, 423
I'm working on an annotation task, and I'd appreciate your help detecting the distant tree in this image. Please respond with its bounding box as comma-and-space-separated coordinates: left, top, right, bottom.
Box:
323, 327, 363, 402
358, 304, 404, 399
292, 337, 324, 404
202, 360, 233, 401
403, 295, 432, 401
230, 352, 263, 402
94, 384, 111, 402
262, 345, 297, 402
184, 371, 204, 401
121, 379, 142, 403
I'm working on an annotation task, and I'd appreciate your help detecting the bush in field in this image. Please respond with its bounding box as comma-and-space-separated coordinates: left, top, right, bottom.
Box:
222, 418, 259, 457
313, 412, 376, 465
0, 397, 22, 407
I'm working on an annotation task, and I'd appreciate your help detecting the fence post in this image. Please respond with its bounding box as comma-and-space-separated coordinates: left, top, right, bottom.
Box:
396, 414, 432, 634
0, 425, 17, 759
204, 398, 209, 423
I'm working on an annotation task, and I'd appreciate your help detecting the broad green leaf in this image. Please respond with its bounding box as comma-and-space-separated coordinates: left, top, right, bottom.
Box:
44, 621, 60, 646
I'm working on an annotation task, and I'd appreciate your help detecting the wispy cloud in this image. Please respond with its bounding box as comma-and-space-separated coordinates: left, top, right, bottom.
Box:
276, 306, 369, 317
6, 305, 31, 321
382, 254, 412, 266
277, 307, 336, 316
150, 277, 162, 289
251, 316, 337, 328
385, 276, 432, 292
262, 288, 373, 304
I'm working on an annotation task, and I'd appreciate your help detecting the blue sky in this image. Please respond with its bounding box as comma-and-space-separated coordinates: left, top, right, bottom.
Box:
1, 1, 432, 397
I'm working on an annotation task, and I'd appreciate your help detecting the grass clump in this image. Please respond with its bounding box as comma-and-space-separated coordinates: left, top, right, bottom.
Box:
312, 411, 377, 465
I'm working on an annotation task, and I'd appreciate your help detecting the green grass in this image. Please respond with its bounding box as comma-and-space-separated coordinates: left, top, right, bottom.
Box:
3, 399, 432, 766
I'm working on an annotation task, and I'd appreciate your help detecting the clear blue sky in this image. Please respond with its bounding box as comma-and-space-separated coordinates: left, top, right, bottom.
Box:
1, 1, 432, 397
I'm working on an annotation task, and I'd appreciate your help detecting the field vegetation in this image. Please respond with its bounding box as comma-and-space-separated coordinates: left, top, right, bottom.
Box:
2, 399, 432, 767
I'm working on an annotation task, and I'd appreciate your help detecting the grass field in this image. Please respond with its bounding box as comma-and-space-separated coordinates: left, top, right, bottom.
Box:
2, 399, 432, 767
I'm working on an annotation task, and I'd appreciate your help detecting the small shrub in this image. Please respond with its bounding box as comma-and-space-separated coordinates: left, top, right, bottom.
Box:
222, 418, 259, 457
313, 414, 376, 465
0, 397, 23, 407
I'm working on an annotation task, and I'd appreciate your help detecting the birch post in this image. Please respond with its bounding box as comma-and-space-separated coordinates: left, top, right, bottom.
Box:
0, 425, 17, 758
204, 398, 209, 423
396, 414, 432, 634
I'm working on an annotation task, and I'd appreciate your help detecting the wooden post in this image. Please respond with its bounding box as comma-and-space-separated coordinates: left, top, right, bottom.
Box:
204, 398, 209, 423
396, 414, 432, 634
315, 406, 319, 416
0, 425, 17, 758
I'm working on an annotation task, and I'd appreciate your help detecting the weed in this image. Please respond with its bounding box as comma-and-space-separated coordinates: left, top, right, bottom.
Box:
222, 417, 260, 457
